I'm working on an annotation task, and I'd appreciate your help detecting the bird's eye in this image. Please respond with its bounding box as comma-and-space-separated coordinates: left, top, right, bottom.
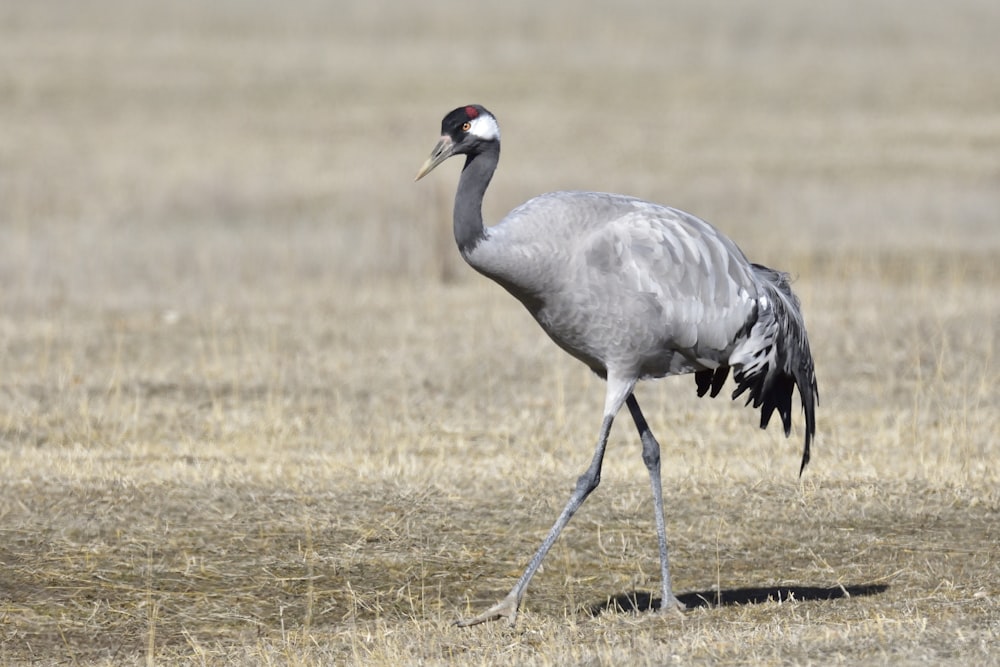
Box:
462, 122, 472, 132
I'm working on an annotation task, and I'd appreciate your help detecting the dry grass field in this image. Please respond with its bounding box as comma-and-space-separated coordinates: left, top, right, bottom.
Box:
1, 0, 998, 664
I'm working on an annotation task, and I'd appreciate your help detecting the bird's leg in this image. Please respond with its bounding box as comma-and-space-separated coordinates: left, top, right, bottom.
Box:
455, 414, 614, 627
455, 377, 635, 628
625, 394, 685, 614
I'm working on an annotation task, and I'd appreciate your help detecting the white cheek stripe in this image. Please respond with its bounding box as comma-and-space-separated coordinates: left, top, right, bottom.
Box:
468, 114, 500, 140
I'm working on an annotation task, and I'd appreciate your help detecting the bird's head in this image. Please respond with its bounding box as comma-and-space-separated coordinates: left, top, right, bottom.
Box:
415, 105, 500, 181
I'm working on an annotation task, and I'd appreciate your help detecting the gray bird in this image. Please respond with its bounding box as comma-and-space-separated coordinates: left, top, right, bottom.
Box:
416, 104, 817, 627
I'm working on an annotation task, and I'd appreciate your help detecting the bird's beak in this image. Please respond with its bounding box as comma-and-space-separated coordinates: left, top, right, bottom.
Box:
414, 135, 455, 181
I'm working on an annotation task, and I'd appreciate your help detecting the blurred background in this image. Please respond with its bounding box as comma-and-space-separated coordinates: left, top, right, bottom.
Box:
1, 2, 998, 660
2, 0, 998, 313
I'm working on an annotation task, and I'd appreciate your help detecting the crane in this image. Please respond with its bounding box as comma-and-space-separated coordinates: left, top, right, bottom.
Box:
415, 104, 818, 627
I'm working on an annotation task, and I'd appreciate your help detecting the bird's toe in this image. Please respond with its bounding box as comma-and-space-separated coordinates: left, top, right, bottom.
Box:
455, 592, 520, 628
658, 595, 687, 616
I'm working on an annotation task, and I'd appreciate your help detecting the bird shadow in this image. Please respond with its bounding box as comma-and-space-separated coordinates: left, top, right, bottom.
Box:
588, 583, 889, 616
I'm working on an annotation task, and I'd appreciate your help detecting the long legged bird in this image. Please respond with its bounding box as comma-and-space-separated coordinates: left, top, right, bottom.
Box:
415, 105, 818, 627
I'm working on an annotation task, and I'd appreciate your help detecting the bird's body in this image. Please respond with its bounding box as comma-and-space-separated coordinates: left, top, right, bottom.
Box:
471, 191, 763, 380
416, 105, 817, 627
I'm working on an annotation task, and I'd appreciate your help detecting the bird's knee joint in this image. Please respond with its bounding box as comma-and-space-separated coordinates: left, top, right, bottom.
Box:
575, 471, 600, 495
641, 434, 661, 470
642, 450, 660, 471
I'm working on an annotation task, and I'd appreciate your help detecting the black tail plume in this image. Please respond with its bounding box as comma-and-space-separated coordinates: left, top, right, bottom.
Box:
725, 264, 817, 475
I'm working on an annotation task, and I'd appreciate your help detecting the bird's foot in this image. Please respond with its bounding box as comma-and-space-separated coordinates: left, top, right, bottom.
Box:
657, 594, 687, 616
454, 591, 520, 628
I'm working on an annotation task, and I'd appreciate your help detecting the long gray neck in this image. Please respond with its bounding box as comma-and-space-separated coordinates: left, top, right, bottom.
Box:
454, 142, 499, 255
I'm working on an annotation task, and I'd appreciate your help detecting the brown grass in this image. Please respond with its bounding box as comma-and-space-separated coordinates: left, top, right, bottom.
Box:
1, 0, 999, 664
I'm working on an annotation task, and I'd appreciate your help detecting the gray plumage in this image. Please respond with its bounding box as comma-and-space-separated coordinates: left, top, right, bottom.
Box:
416, 104, 818, 627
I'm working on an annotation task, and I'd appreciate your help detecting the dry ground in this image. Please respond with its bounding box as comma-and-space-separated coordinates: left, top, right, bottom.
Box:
1, 0, 998, 664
